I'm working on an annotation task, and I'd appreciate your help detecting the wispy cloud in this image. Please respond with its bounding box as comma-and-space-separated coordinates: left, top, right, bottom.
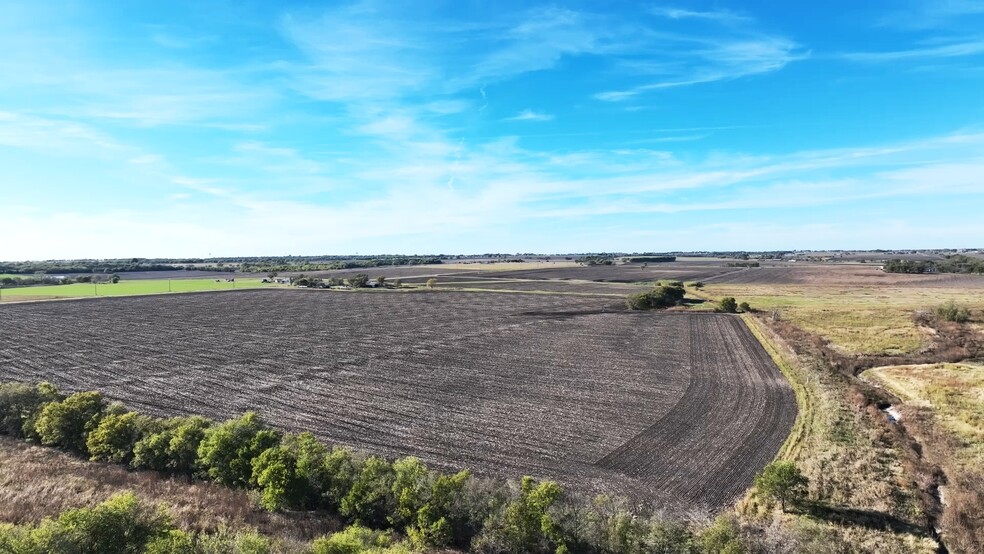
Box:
843, 38, 984, 61
650, 6, 750, 23
504, 109, 554, 122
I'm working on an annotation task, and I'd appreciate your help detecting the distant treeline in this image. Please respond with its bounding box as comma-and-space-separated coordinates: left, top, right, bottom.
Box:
883, 255, 984, 274
0, 256, 444, 276
624, 256, 676, 263
242, 256, 443, 273
0, 381, 780, 553
0, 261, 234, 275
726, 262, 760, 268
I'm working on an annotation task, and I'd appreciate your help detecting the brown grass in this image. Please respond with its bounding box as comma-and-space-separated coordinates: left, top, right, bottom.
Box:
0, 436, 339, 543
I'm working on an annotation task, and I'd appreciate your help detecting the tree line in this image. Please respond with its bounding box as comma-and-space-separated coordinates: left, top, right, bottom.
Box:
883, 255, 984, 274
0, 381, 814, 554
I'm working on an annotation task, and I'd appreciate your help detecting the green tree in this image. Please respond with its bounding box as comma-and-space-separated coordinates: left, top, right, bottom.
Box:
34, 391, 106, 453
476, 476, 565, 554
133, 416, 212, 474
738, 302, 751, 313
754, 461, 808, 511
322, 447, 360, 511
408, 470, 470, 549
718, 297, 738, 314
341, 456, 395, 527
197, 412, 280, 488
86, 411, 148, 464
389, 457, 429, 528
698, 516, 744, 554
0, 381, 62, 438
251, 445, 308, 511
347, 274, 370, 288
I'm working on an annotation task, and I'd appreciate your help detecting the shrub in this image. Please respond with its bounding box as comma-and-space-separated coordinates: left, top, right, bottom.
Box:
34, 391, 106, 453
143, 529, 198, 554
49, 492, 170, 554
197, 412, 281, 488
341, 456, 395, 527
935, 301, 971, 323
718, 297, 738, 314
86, 411, 148, 464
698, 516, 744, 554
738, 302, 751, 313
311, 525, 394, 554
425, 278, 437, 289
0, 381, 62, 438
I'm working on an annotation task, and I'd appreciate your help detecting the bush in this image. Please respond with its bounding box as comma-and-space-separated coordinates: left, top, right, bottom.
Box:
0, 381, 62, 438
425, 278, 437, 289
341, 456, 395, 527
935, 301, 972, 323
48, 492, 170, 554
196, 412, 280, 488
311, 525, 394, 554
86, 411, 149, 464
738, 302, 751, 313
698, 516, 744, 554
34, 391, 106, 453
144, 529, 198, 554
718, 297, 738, 314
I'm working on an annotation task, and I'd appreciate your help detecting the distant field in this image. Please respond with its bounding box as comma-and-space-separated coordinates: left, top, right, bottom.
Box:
697, 279, 984, 355
433, 261, 581, 270
0, 278, 271, 301
865, 363, 984, 466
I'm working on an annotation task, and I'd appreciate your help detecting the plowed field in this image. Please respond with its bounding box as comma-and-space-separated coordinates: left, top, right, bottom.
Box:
0, 290, 795, 511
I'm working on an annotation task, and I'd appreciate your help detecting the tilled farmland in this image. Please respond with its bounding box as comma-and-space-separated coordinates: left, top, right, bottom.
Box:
0, 290, 796, 511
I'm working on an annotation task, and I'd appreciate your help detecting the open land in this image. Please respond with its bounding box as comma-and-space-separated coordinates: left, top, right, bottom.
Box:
0, 277, 271, 302
0, 289, 795, 511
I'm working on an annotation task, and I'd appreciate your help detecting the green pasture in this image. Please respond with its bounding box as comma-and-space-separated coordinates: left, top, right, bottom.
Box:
0, 278, 272, 301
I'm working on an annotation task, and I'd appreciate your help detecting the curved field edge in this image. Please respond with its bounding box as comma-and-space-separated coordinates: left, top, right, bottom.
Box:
739, 314, 814, 464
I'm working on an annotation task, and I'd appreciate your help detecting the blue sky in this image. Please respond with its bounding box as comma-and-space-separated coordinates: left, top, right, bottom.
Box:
1, 0, 983, 258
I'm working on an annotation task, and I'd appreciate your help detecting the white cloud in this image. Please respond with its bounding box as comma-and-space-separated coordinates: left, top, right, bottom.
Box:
504, 109, 554, 122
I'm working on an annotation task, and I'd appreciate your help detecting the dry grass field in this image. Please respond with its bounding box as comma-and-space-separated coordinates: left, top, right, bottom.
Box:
0, 436, 338, 544
0, 289, 795, 512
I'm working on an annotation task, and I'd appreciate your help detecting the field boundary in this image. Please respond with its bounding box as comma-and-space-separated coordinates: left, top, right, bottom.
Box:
740, 314, 815, 463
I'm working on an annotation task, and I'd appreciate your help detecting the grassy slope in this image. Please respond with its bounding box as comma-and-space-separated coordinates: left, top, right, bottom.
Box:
739, 315, 938, 553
